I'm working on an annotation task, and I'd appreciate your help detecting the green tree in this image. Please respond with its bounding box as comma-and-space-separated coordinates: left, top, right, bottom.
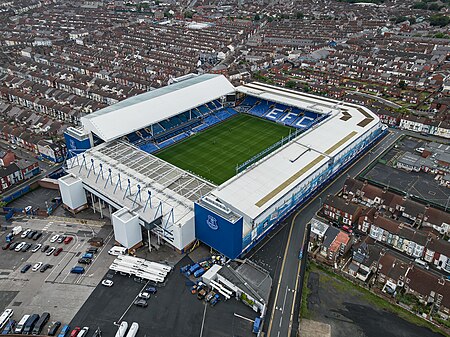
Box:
285, 80, 296, 89
184, 11, 193, 18
428, 14, 450, 27
398, 80, 407, 89
296, 11, 304, 19
254, 14, 261, 21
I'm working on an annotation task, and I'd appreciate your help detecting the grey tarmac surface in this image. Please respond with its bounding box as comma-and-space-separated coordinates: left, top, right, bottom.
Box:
70, 255, 258, 337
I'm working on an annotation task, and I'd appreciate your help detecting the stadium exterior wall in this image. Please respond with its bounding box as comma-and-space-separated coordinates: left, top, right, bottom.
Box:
194, 203, 243, 259
240, 122, 386, 255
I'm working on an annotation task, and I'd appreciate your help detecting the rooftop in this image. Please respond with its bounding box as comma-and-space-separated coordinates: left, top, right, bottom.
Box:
80, 74, 235, 142
211, 84, 380, 220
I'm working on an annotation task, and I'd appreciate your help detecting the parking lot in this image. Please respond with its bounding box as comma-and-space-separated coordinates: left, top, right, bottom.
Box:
71, 255, 258, 337
0, 218, 116, 333
7, 187, 60, 211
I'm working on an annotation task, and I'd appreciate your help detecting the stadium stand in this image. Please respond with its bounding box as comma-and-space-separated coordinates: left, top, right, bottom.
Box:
239, 97, 324, 130
124, 101, 239, 154
123, 94, 325, 155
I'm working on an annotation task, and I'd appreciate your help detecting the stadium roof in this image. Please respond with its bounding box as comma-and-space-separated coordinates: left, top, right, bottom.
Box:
66, 140, 216, 230
80, 74, 235, 142
212, 83, 380, 220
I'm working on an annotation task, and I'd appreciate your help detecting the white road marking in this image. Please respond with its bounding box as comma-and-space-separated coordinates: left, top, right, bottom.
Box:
199, 302, 207, 337
233, 313, 254, 323
117, 280, 149, 323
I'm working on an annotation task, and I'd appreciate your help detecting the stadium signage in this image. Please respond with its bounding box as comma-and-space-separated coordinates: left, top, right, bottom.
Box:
207, 215, 219, 230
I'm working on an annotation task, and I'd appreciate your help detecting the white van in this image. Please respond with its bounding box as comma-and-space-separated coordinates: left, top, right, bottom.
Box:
414, 258, 429, 269
125, 322, 139, 337
108, 246, 127, 256
115, 321, 128, 337
15, 314, 30, 334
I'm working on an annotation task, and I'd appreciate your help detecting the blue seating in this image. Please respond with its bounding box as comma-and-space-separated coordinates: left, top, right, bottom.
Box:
139, 142, 159, 153
204, 115, 221, 127
191, 110, 202, 118
214, 109, 231, 121
158, 138, 174, 149
197, 105, 210, 115
240, 96, 322, 130
126, 132, 140, 143
206, 102, 216, 111
193, 123, 209, 132
153, 123, 165, 135
249, 102, 271, 117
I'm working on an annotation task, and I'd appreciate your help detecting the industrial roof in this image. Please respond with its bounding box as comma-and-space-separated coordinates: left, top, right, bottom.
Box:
66, 140, 216, 233
212, 82, 380, 220
80, 74, 235, 142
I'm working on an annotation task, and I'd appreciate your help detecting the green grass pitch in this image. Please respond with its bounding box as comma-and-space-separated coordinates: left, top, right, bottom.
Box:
156, 114, 293, 185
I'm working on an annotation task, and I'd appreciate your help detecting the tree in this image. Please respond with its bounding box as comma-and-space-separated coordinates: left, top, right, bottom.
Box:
398, 80, 407, 89
254, 14, 261, 21
296, 11, 304, 20
184, 11, 193, 19
285, 80, 296, 89
429, 14, 450, 27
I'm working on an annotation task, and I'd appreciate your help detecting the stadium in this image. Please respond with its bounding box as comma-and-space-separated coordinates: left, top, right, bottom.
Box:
60, 74, 386, 259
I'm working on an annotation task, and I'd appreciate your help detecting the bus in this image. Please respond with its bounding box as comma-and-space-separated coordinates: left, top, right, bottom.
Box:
0, 309, 13, 330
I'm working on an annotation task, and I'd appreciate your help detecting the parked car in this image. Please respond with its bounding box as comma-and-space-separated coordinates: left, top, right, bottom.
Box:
32, 262, 43, 272
50, 235, 59, 243
54, 247, 63, 256
32, 232, 42, 241
138, 292, 151, 300
20, 229, 31, 239
82, 253, 93, 259
210, 294, 220, 306
57, 235, 66, 244
78, 327, 89, 337
145, 286, 157, 294
57, 324, 70, 337
15, 242, 26, 252
31, 244, 42, 253
86, 247, 97, 253
1, 318, 16, 334
26, 230, 37, 239
20, 264, 31, 273
2, 242, 11, 250
9, 242, 19, 250
48, 321, 61, 336
70, 266, 85, 274
78, 258, 91, 265
101, 279, 114, 287
46, 247, 56, 256
21, 243, 32, 252
40, 264, 52, 273
134, 299, 148, 307
69, 327, 80, 337
342, 225, 353, 234
41, 244, 50, 253
64, 236, 73, 245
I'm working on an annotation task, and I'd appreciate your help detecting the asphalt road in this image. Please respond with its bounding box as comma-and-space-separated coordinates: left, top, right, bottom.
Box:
264, 129, 402, 337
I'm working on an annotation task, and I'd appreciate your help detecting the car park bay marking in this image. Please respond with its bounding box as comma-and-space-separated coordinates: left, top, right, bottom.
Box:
46, 235, 79, 283
199, 302, 207, 337
117, 280, 150, 324
74, 229, 114, 285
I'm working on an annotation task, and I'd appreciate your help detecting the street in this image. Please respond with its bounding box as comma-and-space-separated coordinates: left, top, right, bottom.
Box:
263, 129, 401, 337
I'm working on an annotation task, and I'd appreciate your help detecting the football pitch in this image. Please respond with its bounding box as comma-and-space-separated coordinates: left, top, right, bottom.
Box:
156, 114, 293, 184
